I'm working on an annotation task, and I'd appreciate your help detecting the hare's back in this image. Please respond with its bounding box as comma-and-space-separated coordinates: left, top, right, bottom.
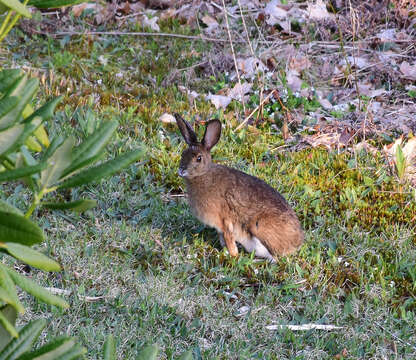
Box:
217, 165, 294, 214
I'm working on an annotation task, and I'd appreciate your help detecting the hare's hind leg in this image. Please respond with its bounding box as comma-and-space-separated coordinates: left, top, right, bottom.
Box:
239, 236, 275, 262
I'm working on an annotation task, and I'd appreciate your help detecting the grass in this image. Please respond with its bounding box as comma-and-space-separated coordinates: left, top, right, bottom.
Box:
1, 8, 416, 360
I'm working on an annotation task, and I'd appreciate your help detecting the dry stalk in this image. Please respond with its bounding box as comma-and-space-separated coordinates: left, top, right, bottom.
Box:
39, 30, 244, 43
328, 2, 361, 110
348, 0, 362, 111
235, 91, 275, 130
221, 0, 246, 116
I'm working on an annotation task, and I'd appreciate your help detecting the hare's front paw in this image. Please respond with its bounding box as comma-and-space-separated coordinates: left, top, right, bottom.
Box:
219, 233, 225, 247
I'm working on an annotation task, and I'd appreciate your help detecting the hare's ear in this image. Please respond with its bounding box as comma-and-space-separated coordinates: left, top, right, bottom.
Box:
202, 120, 221, 151
175, 114, 198, 145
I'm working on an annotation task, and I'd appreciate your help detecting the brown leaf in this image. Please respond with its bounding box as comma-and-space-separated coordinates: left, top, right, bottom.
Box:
307, 0, 334, 20
228, 82, 253, 101
206, 94, 232, 109
72, 3, 96, 17
400, 62, 416, 81
289, 55, 311, 72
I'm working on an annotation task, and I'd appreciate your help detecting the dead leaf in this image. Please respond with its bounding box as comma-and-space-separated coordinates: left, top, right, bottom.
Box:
376, 28, 396, 41
353, 141, 378, 155
357, 82, 386, 98
228, 82, 253, 101
286, 69, 302, 92
289, 55, 311, 72
307, 0, 333, 20
234, 305, 250, 318
72, 3, 95, 17
318, 98, 333, 109
400, 62, 416, 81
302, 133, 341, 150
142, 14, 160, 31
119, 1, 130, 15
339, 127, 354, 146
402, 137, 416, 161
159, 113, 176, 124
237, 57, 267, 77
201, 14, 219, 33
340, 56, 369, 69
206, 94, 232, 109
160, 7, 176, 20
264, 0, 288, 26
178, 86, 199, 104
383, 136, 416, 184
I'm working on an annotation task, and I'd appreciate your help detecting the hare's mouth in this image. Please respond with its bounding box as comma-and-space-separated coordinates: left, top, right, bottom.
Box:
178, 168, 188, 177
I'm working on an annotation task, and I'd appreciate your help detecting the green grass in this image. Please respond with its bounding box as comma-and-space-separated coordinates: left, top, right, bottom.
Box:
2, 11, 416, 360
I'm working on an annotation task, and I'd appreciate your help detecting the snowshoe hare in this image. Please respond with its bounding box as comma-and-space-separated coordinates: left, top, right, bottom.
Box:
175, 114, 304, 261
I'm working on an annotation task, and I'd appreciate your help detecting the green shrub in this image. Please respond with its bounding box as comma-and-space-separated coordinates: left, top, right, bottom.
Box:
0, 68, 143, 352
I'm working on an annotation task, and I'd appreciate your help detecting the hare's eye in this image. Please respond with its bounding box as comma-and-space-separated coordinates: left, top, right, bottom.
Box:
196, 155, 202, 162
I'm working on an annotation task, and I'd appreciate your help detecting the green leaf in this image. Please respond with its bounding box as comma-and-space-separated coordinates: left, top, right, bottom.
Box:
41, 135, 63, 161
3, 243, 61, 272
32, 125, 50, 148
0, 306, 17, 351
42, 199, 97, 213
0, 265, 24, 314
0, 0, 31, 17
0, 70, 22, 93
25, 136, 42, 152
395, 144, 406, 180
0, 201, 22, 216
23, 96, 62, 125
136, 344, 159, 360
14, 337, 71, 360
0, 117, 43, 157
59, 149, 144, 189
17, 147, 39, 191
0, 77, 38, 130
0, 308, 18, 340
0, 162, 47, 182
0, 319, 46, 360
4, 266, 69, 309
19, 146, 37, 166
40, 136, 73, 189
0, 211, 44, 246
64, 120, 118, 176
0, 124, 24, 157
177, 350, 193, 360
103, 335, 116, 360
62, 152, 104, 178
0, 97, 19, 119
16, 336, 87, 360
27, 0, 85, 9
22, 103, 33, 119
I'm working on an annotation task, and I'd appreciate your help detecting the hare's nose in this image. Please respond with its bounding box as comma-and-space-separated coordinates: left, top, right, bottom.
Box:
178, 168, 188, 177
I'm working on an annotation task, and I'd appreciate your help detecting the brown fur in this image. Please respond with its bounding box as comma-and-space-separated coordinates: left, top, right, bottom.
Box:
175, 114, 304, 260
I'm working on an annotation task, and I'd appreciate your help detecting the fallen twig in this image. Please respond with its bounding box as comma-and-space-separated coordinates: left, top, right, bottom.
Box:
45, 287, 105, 302
375, 322, 416, 351
266, 324, 344, 331
38, 30, 243, 43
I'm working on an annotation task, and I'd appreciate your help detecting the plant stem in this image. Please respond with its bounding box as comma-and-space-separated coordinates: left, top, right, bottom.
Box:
25, 189, 45, 218
0, 0, 30, 43
0, 11, 13, 40
0, 13, 21, 43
